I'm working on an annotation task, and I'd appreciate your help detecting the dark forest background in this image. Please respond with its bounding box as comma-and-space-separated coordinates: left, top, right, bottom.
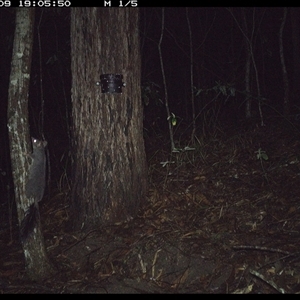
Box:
1, 7, 300, 201
2, 7, 300, 293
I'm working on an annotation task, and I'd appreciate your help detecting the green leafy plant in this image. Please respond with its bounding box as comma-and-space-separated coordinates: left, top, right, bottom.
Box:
167, 112, 177, 127
255, 148, 269, 182
255, 148, 268, 161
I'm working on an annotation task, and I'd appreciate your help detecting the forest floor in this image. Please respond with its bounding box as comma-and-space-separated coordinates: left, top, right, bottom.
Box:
2, 114, 300, 293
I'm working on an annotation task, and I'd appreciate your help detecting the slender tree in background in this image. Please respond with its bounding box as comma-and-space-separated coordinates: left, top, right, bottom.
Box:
71, 8, 147, 230
158, 8, 175, 151
290, 8, 300, 107
244, 54, 251, 117
186, 8, 196, 143
279, 7, 289, 118
241, 8, 252, 119
7, 8, 53, 281
228, 8, 265, 125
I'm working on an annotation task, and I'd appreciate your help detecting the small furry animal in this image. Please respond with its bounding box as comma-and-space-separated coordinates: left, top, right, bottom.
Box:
20, 138, 47, 242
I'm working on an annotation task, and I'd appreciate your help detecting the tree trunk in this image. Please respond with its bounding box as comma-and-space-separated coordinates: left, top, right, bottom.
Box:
186, 8, 196, 143
71, 8, 148, 230
290, 8, 300, 107
245, 47, 251, 119
279, 7, 290, 117
7, 8, 53, 281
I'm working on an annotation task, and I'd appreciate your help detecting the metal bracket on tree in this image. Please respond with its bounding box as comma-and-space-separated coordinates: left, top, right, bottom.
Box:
96, 74, 126, 94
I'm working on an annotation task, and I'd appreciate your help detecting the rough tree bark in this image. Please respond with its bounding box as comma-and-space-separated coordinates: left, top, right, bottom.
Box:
7, 8, 53, 281
71, 8, 148, 230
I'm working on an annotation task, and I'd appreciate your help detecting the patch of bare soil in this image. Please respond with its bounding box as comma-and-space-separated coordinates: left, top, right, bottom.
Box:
1, 117, 300, 293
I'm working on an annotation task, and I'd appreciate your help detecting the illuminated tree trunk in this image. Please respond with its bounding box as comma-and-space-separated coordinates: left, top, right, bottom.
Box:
7, 8, 53, 281
71, 8, 147, 230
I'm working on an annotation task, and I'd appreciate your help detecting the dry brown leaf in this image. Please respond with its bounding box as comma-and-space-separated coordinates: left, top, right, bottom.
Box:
193, 175, 206, 181
171, 268, 189, 288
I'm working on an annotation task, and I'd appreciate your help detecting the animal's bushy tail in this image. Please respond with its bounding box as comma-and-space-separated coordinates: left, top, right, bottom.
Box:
20, 203, 39, 242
